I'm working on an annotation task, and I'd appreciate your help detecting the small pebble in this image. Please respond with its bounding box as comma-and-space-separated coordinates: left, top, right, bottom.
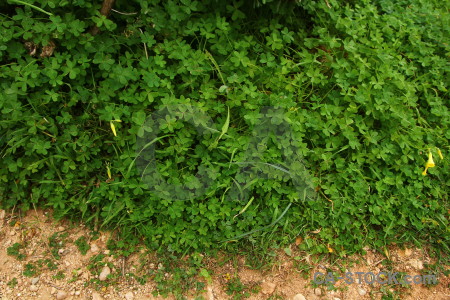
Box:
358, 287, 366, 296
261, 281, 276, 295
314, 288, 322, 295
56, 290, 68, 300
90, 243, 100, 253
29, 285, 38, 292
125, 291, 134, 300
293, 294, 306, 300
409, 259, 424, 270
31, 277, 39, 285
99, 266, 111, 281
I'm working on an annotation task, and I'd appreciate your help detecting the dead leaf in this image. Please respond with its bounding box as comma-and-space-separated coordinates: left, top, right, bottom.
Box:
24, 41, 38, 56
40, 40, 56, 58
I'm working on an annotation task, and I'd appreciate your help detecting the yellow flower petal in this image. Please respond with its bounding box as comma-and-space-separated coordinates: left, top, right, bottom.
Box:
437, 148, 444, 160
425, 151, 435, 168
110, 121, 117, 137
422, 168, 428, 176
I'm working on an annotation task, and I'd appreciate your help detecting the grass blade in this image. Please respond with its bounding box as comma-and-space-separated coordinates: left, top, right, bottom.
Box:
125, 134, 174, 178
9, 0, 53, 16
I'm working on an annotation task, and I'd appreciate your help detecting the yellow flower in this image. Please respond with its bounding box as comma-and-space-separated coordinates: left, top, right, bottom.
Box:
110, 121, 117, 136
426, 151, 435, 168
422, 151, 435, 176
110, 119, 121, 137
327, 244, 334, 253
437, 148, 444, 160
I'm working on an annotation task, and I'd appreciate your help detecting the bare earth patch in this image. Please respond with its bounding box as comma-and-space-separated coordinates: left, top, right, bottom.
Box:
0, 209, 448, 300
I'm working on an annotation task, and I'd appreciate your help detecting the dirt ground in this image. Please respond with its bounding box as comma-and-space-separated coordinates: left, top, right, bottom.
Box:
0, 209, 448, 300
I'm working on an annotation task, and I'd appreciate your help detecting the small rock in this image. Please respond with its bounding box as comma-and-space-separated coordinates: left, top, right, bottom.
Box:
293, 294, 306, 300
104, 250, 110, 255
92, 292, 103, 300
334, 298, 341, 300
357, 287, 366, 296
56, 290, 68, 300
29, 285, 38, 292
9, 230, 16, 236
409, 259, 424, 270
58, 249, 64, 255
51, 287, 57, 295
124, 291, 134, 300
58, 226, 65, 231
404, 248, 413, 256
99, 266, 111, 281
75, 291, 81, 296
31, 277, 39, 285
314, 288, 322, 295
261, 281, 276, 295
90, 243, 100, 253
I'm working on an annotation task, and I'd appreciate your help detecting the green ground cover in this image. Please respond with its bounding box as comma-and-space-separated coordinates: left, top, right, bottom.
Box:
0, 0, 448, 257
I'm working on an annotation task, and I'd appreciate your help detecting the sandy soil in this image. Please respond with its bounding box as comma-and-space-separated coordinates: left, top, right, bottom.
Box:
0, 209, 448, 300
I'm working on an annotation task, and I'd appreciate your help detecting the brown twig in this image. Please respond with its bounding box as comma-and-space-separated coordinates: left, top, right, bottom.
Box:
89, 0, 115, 36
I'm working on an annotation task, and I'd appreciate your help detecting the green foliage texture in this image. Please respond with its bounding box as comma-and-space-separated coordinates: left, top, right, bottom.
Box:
0, 0, 449, 255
